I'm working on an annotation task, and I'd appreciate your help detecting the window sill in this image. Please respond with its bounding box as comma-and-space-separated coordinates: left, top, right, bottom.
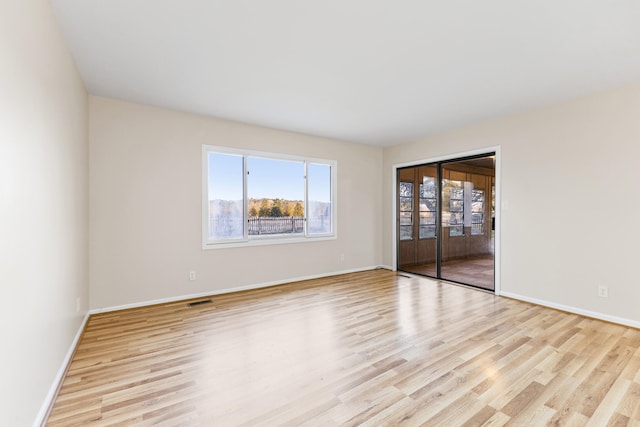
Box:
203, 234, 337, 250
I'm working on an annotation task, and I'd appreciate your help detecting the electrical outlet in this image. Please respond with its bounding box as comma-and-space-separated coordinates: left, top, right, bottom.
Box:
598, 286, 608, 298
189, 271, 196, 281
340, 253, 345, 261
76, 297, 80, 313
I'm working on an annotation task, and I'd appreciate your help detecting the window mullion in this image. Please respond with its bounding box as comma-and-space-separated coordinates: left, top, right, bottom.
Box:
304, 161, 309, 237
243, 155, 249, 241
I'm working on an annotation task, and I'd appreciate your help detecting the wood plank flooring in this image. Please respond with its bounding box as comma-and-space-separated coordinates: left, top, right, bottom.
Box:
46, 270, 640, 426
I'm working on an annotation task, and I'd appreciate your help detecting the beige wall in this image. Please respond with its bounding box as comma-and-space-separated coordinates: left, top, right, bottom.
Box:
89, 96, 383, 309
0, 1, 89, 425
384, 82, 640, 325
2, 3, 638, 420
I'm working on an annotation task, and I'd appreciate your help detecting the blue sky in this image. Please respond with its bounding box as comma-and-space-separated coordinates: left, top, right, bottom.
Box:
248, 157, 304, 200
208, 153, 331, 202
307, 163, 331, 202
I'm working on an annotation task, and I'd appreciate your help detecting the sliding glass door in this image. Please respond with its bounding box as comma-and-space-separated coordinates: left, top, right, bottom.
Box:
397, 154, 495, 291
398, 166, 438, 277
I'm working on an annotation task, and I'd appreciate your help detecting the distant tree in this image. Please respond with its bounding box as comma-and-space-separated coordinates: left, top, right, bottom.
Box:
258, 199, 271, 217
293, 202, 304, 217
282, 203, 291, 217
270, 205, 283, 217
249, 207, 258, 217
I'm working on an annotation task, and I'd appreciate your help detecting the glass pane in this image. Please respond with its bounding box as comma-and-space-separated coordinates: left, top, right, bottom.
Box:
208, 152, 244, 240
420, 198, 436, 212
440, 156, 495, 291
398, 168, 437, 277
471, 189, 484, 235
472, 190, 484, 210
449, 212, 463, 225
400, 212, 413, 225
450, 225, 464, 236
420, 212, 436, 225
420, 225, 436, 238
247, 157, 304, 236
419, 177, 437, 241
421, 177, 436, 198
442, 179, 464, 237
399, 181, 414, 243
450, 187, 464, 200
400, 225, 413, 240
472, 223, 484, 235
308, 163, 332, 234
400, 182, 413, 197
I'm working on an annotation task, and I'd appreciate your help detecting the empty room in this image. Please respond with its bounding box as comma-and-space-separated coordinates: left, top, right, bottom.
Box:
2, 1, 640, 426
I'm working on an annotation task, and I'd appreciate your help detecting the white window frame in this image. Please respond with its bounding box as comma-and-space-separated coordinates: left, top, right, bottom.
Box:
202, 145, 337, 249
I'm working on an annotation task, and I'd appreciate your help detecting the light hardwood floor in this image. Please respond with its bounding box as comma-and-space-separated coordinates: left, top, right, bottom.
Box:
46, 270, 640, 426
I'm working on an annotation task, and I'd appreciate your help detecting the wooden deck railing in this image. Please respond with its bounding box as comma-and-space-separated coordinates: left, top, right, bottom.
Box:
248, 216, 305, 235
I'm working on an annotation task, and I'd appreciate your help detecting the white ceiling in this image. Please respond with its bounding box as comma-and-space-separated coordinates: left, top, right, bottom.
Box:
51, 0, 640, 147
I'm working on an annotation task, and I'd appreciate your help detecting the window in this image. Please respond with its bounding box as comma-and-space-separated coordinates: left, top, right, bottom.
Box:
419, 177, 437, 239
399, 182, 413, 240
203, 146, 336, 247
207, 152, 244, 241
443, 179, 464, 237
471, 189, 484, 235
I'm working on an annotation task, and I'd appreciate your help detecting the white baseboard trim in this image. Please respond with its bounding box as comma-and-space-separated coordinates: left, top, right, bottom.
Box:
500, 291, 640, 329
34, 311, 90, 427
90, 266, 380, 315
377, 265, 395, 271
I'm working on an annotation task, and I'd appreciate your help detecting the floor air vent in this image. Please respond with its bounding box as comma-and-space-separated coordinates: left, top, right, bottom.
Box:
187, 299, 212, 307
397, 274, 412, 278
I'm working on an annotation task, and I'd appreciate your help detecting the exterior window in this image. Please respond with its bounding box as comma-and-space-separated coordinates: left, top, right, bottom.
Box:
203, 145, 336, 247
247, 157, 305, 236
443, 179, 464, 237
419, 177, 436, 238
471, 189, 484, 235
207, 152, 244, 241
307, 163, 332, 234
399, 182, 413, 240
